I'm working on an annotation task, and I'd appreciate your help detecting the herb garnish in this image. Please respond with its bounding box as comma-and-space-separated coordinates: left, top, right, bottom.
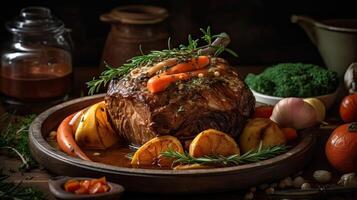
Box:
160, 143, 289, 166
0, 170, 44, 200
0, 114, 37, 171
87, 27, 238, 95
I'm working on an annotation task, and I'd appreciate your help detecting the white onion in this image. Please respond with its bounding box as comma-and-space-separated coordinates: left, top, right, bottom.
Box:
270, 97, 317, 129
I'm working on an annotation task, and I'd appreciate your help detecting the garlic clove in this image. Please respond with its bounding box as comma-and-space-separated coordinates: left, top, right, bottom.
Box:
313, 170, 332, 183
301, 182, 311, 190
344, 63, 357, 94
293, 176, 305, 188
244, 192, 254, 200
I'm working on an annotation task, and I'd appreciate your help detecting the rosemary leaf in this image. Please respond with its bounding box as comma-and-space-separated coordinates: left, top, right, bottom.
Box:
87, 26, 239, 95
161, 145, 289, 166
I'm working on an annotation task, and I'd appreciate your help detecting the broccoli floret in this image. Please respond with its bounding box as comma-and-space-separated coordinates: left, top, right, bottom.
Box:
245, 63, 339, 97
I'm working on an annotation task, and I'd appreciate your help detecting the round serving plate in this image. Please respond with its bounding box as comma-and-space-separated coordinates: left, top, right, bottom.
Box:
29, 94, 317, 194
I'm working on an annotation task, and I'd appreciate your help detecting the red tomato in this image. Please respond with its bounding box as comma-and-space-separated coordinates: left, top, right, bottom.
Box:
340, 94, 357, 123
253, 106, 274, 118
325, 122, 357, 172
281, 127, 298, 141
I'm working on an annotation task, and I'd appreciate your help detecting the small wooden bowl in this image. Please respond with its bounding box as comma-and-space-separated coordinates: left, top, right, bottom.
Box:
48, 176, 125, 200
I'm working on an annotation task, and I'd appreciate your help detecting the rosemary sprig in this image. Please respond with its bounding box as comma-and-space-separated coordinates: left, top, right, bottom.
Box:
0, 114, 37, 171
160, 144, 289, 166
87, 26, 238, 95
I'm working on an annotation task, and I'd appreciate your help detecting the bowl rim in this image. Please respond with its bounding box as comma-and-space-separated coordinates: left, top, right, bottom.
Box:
250, 87, 339, 100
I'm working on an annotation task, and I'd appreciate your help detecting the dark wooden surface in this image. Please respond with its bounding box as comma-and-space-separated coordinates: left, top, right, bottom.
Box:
1, 66, 355, 199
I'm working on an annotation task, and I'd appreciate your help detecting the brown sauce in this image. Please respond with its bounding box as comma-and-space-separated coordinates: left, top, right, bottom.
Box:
48, 138, 170, 169
0, 63, 71, 101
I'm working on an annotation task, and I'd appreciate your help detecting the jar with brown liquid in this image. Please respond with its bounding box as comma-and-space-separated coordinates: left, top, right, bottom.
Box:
1, 7, 72, 114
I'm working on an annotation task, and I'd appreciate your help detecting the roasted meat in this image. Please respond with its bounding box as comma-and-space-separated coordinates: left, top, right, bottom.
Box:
105, 57, 255, 146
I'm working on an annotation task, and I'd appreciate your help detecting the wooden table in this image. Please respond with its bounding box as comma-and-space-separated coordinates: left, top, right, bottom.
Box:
1, 66, 355, 199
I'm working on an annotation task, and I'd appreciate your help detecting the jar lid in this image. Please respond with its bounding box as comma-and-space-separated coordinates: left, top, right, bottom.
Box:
6, 7, 64, 34
100, 5, 168, 25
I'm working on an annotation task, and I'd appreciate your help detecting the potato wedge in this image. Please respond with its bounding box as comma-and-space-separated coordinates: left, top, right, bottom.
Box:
131, 136, 184, 167
189, 129, 239, 158
75, 101, 118, 149
239, 118, 286, 153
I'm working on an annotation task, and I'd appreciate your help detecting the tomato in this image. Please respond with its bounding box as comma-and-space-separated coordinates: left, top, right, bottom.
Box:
281, 127, 298, 141
253, 106, 274, 118
340, 94, 357, 123
325, 122, 357, 172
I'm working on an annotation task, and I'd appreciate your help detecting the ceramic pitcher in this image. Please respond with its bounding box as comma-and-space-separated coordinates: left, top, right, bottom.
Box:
100, 5, 169, 70
292, 15, 357, 78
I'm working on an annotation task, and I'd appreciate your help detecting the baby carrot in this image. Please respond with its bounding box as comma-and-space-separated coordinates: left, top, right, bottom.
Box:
163, 56, 210, 75
147, 73, 190, 93
57, 114, 91, 161
147, 67, 224, 94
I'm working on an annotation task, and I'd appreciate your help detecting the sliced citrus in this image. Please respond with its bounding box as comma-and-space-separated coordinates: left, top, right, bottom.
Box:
131, 135, 184, 167
189, 129, 240, 158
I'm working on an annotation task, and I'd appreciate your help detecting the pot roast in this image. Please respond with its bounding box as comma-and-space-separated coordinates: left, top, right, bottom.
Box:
105, 57, 256, 147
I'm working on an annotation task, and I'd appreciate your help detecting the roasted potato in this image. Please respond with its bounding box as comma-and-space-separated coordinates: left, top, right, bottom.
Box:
239, 118, 286, 153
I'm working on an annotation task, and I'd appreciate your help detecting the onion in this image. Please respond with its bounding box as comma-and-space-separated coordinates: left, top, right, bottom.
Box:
270, 97, 317, 129
303, 98, 326, 122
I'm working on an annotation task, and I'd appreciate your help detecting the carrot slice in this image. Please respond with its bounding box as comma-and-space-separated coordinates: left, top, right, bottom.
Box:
74, 187, 88, 195
56, 114, 91, 161
90, 177, 107, 186
281, 127, 298, 141
163, 56, 210, 75
64, 180, 81, 193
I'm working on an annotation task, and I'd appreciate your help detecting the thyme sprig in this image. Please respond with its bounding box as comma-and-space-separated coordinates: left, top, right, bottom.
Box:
160, 143, 289, 166
87, 26, 238, 95
0, 114, 37, 171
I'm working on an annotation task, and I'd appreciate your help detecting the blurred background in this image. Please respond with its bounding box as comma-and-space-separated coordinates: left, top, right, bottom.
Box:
1, 0, 356, 68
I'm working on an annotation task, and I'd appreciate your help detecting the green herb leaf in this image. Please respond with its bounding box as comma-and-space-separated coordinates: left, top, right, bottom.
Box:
0, 170, 45, 200
87, 26, 239, 95
160, 145, 289, 166
0, 114, 37, 171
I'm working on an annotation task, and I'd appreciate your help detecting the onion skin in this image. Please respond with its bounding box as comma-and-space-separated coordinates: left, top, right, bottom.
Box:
303, 98, 326, 122
270, 97, 317, 129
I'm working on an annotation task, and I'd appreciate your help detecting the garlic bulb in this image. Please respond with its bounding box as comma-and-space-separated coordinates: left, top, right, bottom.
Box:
344, 63, 357, 94
270, 98, 317, 129
303, 98, 326, 122
338, 173, 357, 187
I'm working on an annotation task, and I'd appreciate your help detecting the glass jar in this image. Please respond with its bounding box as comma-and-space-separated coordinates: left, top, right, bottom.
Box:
1, 7, 72, 113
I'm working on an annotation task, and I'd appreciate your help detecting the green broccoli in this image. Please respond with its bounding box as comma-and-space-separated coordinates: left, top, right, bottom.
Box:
245, 63, 339, 97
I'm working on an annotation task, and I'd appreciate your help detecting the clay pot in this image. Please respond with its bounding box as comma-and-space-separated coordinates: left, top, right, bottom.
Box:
100, 5, 169, 70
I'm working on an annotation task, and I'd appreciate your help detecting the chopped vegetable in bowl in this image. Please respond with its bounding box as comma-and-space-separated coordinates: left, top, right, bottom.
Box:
245, 63, 339, 97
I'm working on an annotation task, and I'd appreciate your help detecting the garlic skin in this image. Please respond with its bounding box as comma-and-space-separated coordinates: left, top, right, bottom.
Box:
270, 98, 317, 129
338, 173, 357, 187
344, 63, 357, 94
313, 170, 332, 183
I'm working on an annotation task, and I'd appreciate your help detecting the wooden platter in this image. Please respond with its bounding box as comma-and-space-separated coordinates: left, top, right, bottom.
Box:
29, 94, 317, 194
